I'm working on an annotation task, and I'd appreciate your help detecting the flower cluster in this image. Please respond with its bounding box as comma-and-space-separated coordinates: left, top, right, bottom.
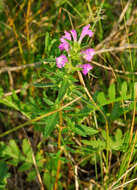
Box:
56, 24, 95, 75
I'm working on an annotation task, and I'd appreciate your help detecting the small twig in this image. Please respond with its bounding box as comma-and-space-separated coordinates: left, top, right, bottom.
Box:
95, 44, 137, 54
91, 61, 137, 75
118, 0, 133, 24
95, 6, 135, 50
0, 61, 46, 74
111, 177, 137, 190
8, 71, 14, 91
3, 77, 45, 97
108, 162, 137, 190
75, 165, 79, 190
0, 44, 137, 75
0, 109, 27, 120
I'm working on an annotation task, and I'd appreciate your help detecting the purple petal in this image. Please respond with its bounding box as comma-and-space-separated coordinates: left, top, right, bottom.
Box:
61, 31, 71, 41
59, 42, 70, 52
70, 29, 77, 41
80, 64, 93, 75
81, 48, 95, 62
56, 54, 68, 68
78, 24, 93, 43
59, 31, 71, 51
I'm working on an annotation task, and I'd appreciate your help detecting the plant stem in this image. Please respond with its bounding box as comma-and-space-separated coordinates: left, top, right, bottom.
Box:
54, 106, 63, 190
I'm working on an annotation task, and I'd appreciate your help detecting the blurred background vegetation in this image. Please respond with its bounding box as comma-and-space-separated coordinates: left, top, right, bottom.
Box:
0, 0, 137, 189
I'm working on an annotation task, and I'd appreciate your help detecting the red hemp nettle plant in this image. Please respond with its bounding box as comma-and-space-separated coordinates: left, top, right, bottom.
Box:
56, 24, 95, 75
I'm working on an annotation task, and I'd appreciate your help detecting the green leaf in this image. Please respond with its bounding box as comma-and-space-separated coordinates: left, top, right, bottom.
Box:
0, 96, 19, 111
44, 32, 50, 55
72, 125, 98, 137
109, 103, 123, 121
43, 92, 54, 106
0, 161, 10, 188
22, 139, 31, 155
0, 86, 3, 98
121, 81, 127, 98
36, 152, 44, 168
27, 170, 36, 182
43, 113, 58, 137
48, 39, 57, 52
4, 140, 21, 162
115, 129, 123, 141
70, 106, 92, 117
56, 79, 69, 103
108, 83, 115, 100
82, 139, 106, 150
33, 83, 55, 88
43, 172, 54, 190
22, 139, 33, 162
18, 162, 32, 172
97, 92, 107, 105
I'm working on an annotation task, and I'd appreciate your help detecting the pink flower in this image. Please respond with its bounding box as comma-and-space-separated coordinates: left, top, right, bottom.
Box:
78, 24, 93, 43
59, 31, 72, 52
56, 54, 68, 68
81, 48, 95, 62
59, 42, 70, 52
61, 31, 71, 41
59, 25, 94, 52
70, 29, 77, 41
80, 64, 93, 75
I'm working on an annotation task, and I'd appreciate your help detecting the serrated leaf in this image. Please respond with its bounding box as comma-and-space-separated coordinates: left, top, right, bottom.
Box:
108, 83, 115, 100
82, 139, 106, 150
36, 152, 44, 168
4, 140, 21, 160
18, 162, 32, 172
43, 113, 58, 137
72, 125, 98, 137
22, 139, 32, 156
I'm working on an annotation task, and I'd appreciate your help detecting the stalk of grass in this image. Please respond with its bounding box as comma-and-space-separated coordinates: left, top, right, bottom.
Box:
25, 0, 32, 50
12, 22, 26, 64
54, 106, 63, 190
77, 71, 110, 184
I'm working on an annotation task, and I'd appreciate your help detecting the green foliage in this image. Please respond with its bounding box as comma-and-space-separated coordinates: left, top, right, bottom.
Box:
108, 83, 116, 100
0, 161, 10, 190
72, 124, 99, 137
0, 139, 45, 183
43, 113, 59, 137
0, 0, 137, 189
82, 129, 124, 151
